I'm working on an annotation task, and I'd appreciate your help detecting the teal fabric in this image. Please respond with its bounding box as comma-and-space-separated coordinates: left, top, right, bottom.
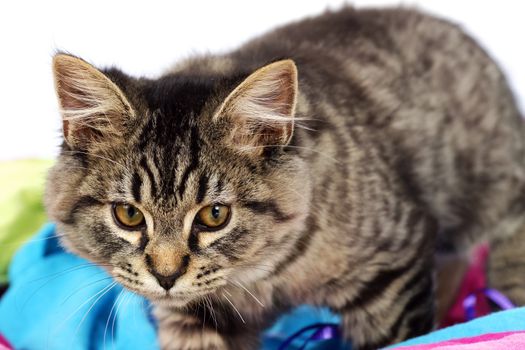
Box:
0, 224, 346, 350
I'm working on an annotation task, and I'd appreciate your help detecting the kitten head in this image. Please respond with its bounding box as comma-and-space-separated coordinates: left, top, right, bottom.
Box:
45, 53, 310, 306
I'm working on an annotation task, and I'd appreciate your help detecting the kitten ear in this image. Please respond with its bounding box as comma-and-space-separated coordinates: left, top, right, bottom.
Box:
52, 53, 135, 148
215, 59, 298, 155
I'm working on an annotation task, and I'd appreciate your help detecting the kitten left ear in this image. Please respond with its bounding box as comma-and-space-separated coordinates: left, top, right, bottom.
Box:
52, 53, 135, 149
215, 59, 298, 155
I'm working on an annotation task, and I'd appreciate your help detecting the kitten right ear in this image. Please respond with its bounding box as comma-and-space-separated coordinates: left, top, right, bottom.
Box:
52, 53, 135, 148
214, 59, 298, 156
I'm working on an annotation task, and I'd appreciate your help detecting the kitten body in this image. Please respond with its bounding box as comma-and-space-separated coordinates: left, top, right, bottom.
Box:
46, 7, 525, 349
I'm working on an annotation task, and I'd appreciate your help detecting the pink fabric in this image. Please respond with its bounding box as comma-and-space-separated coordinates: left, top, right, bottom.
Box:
0, 333, 12, 350
441, 244, 490, 327
395, 331, 525, 349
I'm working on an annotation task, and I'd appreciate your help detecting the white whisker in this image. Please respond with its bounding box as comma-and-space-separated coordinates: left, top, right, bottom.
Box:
104, 289, 125, 350
57, 282, 117, 331
22, 265, 112, 311
222, 293, 246, 324
200, 298, 207, 333
0, 233, 66, 248
204, 295, 219, 333
70, 282, 118, 347
230, 279, 265, 307
112, 292, 130, 348
28, 262, 105, 284
61, 275, 114, 305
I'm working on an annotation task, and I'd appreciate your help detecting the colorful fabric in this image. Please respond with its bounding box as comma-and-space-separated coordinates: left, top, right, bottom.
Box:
388, 307, 525, 348
3, 224, 525, 350
393, 331, 525, 349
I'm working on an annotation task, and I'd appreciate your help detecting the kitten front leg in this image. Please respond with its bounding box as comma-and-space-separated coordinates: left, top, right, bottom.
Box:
336, 262, 435, 349
327, 221, 437, 350
155, 303, 261, 350
155, 306, 227, 350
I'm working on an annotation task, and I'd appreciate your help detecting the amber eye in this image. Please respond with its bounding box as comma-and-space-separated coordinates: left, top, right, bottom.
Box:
195, 204, 230, 229
112, 203, 145, 229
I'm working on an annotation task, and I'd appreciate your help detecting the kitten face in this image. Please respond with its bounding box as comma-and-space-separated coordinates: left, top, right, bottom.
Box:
46, 54, 310, 307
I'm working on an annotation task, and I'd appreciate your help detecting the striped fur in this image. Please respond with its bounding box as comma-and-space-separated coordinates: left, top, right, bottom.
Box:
46, 7, 525, 350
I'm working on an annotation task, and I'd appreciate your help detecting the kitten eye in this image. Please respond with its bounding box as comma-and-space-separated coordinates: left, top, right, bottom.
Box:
195, 204, 230, 230
112, 203, 145, 229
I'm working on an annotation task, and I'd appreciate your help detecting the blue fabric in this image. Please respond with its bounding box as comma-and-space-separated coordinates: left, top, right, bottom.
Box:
0, 223, 158, 350
0, 224, 346, 350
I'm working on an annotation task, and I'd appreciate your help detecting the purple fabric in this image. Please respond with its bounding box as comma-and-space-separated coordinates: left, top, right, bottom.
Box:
464, 288, 515, 321
277, 323, 340, 350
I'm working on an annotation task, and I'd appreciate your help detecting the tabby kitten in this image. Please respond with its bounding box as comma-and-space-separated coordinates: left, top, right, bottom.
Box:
45, 6, 525, 350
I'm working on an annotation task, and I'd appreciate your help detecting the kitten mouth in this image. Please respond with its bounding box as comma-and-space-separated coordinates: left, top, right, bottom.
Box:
149, 287, 220, 307
143, 289, 197, 302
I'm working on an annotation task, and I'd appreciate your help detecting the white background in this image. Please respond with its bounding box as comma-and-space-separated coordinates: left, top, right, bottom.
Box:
1, 0, 524, 160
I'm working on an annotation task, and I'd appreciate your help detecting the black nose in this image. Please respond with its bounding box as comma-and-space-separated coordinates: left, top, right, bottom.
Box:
151, 270, 180, 291
146, 254, 190, 291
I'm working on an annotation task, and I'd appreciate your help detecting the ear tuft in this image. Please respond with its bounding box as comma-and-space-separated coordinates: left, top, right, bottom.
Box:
52, 53, 134, 148
215, 59, 298, 155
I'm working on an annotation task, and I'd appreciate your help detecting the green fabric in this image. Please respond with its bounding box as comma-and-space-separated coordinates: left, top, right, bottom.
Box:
0, 159, 53, 284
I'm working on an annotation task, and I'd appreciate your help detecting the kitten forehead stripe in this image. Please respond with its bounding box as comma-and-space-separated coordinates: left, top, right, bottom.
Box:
139, 156, 157, 198
131, 172, 142, 202
216, 178, 223, 193
196, 174, 208, 204
177, 126, 201, 199
137, 110, 158, 151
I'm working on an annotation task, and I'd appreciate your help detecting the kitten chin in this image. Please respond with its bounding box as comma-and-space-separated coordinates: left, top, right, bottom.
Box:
149, 296, 194, 308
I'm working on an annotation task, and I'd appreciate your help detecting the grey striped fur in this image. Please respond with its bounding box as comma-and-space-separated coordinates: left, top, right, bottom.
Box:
46, 6, 525, 349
